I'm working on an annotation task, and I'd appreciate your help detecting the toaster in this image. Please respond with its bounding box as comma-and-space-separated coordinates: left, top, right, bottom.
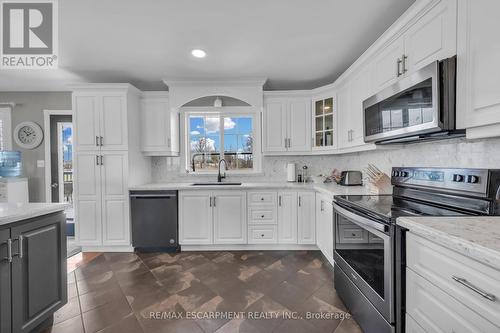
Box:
339, 171, 363, 186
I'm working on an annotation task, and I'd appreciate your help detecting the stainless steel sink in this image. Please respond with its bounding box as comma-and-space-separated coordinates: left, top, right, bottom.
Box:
191, 182, 242, 186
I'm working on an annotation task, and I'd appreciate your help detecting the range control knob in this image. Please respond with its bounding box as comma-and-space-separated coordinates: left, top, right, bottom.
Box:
453, 174, 465, 182
392, 170, 397, 177
467, 175, 480, 184
401, 171, 409, 177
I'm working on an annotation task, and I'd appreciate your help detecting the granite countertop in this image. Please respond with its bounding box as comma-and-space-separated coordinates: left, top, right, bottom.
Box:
0, 202, 70, 226
397, 216, 500, 270
129, 181, 386, 198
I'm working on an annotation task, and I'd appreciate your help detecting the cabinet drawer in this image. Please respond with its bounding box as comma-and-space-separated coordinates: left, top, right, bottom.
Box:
248, 225, 277, 244
407, 233, 500, 327
338, 225, 368, 243
249, 208, 276, 224
406, 268, 498, 332
248, 192, 276, 205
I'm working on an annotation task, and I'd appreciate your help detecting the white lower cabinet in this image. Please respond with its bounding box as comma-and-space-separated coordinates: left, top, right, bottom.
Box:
315, 194, 333, 264
277, 192, 298, 244
179, 191, 213, 245
180, 189, 316, 247
297, 192, 316, 244
213, 191, 247, 244
179, 191, 247, 245
406, 232, 500, 332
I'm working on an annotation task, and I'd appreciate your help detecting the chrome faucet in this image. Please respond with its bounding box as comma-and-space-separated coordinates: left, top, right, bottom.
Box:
217, 159, 227, 183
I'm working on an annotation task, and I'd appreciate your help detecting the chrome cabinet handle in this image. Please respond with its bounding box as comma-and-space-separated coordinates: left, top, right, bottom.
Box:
452, 276, 496, 302
298, 196, 302, 207
397, 58, 402, 77
287, 138, 291, 148
95, 136, 99, 146
278, 195, 282, 207
209, 196, 212, 207
2, 239, 12, 263
100, 136, 104, 146
17, 236, 23, 259
284, 138, 287, 148
402, 55, 408, 74
100, 155, 104, 166
213, 196, 216, 207
96, 155, 99, 165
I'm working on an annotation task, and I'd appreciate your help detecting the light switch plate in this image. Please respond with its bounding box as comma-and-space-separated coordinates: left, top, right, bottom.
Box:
37, 160, 45, 168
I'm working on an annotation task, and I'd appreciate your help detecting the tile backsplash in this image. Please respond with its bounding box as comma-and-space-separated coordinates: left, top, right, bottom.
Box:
151, 137, 500, 183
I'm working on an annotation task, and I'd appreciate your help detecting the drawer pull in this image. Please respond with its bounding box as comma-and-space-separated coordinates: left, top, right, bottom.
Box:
261, 197, 264, 201
261, 215, 265, 218
261, 234, 264, 237
452, 276, 496, 302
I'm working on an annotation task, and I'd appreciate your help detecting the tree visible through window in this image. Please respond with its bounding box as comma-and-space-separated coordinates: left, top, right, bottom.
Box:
189, 115, 253, 172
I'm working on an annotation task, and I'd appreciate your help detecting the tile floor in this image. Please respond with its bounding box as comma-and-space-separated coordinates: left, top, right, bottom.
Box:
43, 251, 362, 333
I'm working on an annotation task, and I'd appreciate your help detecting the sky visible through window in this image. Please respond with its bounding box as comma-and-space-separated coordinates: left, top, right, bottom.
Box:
189, 116, 253, 171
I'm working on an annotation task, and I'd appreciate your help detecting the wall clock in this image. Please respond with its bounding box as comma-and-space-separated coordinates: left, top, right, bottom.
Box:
14, 122, 44, 149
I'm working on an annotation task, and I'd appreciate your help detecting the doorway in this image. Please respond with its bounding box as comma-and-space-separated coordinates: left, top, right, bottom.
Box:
44, 110, 80, 257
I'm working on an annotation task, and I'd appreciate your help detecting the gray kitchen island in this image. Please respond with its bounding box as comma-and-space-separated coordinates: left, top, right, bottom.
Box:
0, 203, 69, 333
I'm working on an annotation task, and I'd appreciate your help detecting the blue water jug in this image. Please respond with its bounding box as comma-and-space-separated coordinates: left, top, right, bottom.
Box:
0, 151, 22, 177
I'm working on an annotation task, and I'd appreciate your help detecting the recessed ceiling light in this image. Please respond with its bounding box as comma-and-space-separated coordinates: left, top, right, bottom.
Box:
191, 49, 207, 58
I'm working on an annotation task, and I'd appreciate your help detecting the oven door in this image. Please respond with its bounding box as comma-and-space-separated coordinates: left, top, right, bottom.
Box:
333, 203, 394, 323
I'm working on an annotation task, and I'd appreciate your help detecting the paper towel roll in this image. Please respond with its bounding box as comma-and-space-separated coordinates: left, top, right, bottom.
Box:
287, 163, 296, 182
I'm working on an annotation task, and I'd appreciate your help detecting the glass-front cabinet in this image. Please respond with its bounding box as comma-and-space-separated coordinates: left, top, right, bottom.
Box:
313, 97, 336, 150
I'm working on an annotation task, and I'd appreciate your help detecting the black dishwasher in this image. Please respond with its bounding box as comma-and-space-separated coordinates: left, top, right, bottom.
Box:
130, 190, 179, 252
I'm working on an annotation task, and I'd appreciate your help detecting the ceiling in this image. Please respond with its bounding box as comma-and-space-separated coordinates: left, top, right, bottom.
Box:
0, 0, 415, 92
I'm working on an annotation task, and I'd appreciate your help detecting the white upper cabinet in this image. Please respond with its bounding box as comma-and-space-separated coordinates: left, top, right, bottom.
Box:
140, 93, 179, 156
74, 95, 100, 151
263, 94, 311, 153
213, 191, 247, 244
404, 0, 457, 73
457, 0, 500, 138
263, 100, 288, 152
100, 95, 128, 151
312, 96, 337, 151
372, 36, 406, 92
73, 93, 128, 151
338, 65, 372, 150
372, 0, 457, 92
288, 100, 311, 151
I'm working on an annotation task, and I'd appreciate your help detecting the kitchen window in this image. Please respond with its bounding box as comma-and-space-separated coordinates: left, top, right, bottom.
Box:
184, 109, 261, 173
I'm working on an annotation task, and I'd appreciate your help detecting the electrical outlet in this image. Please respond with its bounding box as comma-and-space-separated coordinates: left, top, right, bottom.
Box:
37, 160, 45, 168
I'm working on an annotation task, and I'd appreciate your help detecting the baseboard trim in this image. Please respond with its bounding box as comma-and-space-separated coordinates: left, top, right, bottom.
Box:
81, 245, 134, 252
181, 244, 318, 251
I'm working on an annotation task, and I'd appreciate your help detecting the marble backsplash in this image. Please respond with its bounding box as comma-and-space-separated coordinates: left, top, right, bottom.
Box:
151, 137, 500, 183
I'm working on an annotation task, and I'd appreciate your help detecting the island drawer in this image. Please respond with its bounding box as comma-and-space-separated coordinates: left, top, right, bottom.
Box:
407, 232, 500, 328
248, 192, 277, 205
248, 207, 277, 224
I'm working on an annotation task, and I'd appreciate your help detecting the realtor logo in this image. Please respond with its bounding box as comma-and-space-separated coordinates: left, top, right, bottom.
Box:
1, 0, 58, 69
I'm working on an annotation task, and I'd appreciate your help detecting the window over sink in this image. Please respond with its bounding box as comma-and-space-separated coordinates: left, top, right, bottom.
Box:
183, 108, 261, 174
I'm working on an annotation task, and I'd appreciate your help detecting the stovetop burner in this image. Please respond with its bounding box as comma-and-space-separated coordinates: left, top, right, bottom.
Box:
334, 194, 469, 223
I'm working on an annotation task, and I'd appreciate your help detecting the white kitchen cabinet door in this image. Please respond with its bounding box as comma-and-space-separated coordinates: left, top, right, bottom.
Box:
297, 192, 316, 244
75, 152, 102, 246
100, 95, 128, 151
179, 191, 213, 245
337, 83, 351, 149
213, 191, 247, 244
316, 194, 334, 263
100, 152, 130, 245
324, 199, 334, 262
140, 96, 179, 156
74, 95, 100, 151
315, 195, 326, 252
405, 0, 457, 74
287, 100, 311, 152
372, 36, 405, 91
346, 66, 371, 148
263, 101, 287, 152
457, 0, 500, 135
277, 192, 298, 244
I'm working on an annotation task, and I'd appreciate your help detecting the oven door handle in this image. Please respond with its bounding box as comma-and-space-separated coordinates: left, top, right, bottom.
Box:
333, 203, 388, 233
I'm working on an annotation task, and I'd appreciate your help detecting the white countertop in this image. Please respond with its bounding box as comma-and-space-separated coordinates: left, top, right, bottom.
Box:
397, 216, 500, 270
0, 202, 70, 226
129, 181, 386, 198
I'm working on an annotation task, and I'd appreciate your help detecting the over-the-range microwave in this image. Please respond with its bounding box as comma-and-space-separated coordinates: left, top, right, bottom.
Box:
363, 56, 464, 144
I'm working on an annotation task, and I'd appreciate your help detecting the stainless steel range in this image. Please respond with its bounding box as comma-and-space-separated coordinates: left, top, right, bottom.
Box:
333, 167, 500, 333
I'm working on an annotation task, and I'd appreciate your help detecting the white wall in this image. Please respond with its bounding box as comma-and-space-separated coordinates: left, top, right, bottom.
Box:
0, 92, 72, 202
152, 137, 500, 183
